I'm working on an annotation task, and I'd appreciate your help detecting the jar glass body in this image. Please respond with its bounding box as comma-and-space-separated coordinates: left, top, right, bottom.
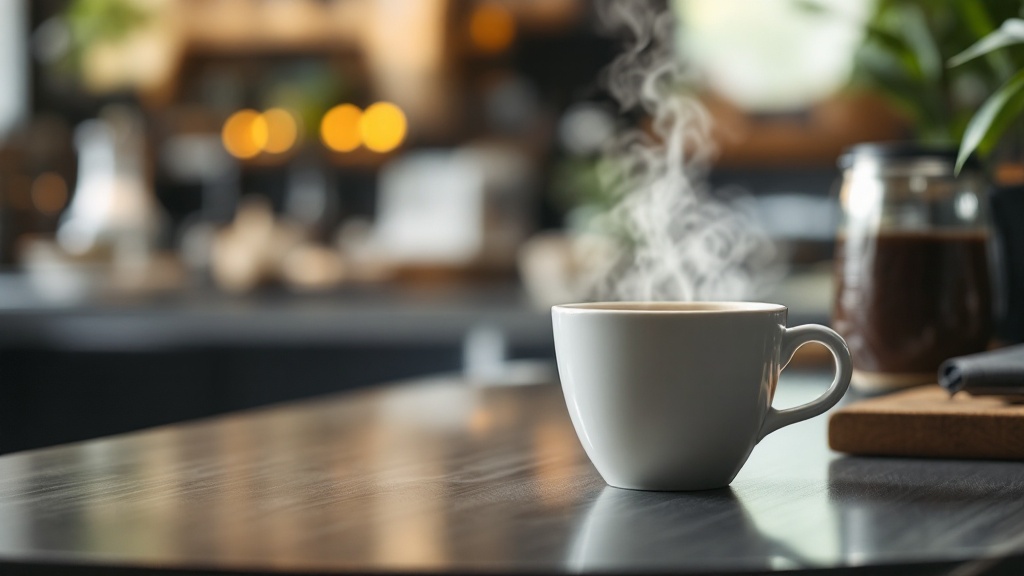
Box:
832, 151, 993, 392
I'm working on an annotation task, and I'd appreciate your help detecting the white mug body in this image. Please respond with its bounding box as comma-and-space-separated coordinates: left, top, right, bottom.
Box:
552, 302, 850, 491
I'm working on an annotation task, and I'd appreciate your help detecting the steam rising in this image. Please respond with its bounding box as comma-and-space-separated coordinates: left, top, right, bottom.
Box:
588, 0, 778, 301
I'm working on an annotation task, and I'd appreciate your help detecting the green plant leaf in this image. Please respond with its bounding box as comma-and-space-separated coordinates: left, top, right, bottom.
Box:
957, 68, 1024, 174
954, 0, 1016, 77
949, 18, 1024, 67
901, 4, 943, 83
862, 22, 926, 80
852, 40, 955, 137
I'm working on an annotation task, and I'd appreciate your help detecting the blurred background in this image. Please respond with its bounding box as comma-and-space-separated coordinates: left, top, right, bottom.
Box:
0, 0, 969, 452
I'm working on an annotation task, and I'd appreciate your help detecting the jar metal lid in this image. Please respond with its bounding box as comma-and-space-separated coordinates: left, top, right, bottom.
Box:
838, 141, 980, 172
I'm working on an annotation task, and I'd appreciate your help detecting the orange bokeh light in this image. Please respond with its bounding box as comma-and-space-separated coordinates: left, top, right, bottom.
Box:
261, 108, 298, 154
360, 102, 407, 153
469, 2, 516, 54
321, 104, 363, 152
222, 109, 268, 159
30, 172, 69, 215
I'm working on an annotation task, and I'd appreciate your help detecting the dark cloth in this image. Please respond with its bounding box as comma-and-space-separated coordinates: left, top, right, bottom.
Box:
939, 345, 1024, 396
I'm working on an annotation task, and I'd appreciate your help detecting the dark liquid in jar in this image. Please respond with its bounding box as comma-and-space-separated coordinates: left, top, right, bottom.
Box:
832, 230, 992, 375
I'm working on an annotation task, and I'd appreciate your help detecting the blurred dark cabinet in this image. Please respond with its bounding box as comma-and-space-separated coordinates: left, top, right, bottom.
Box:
0, 344, 463, 454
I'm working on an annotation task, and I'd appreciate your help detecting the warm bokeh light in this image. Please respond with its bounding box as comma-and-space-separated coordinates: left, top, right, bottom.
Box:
30, 172, 69, 215
360, 102, 407, 153
469, 2, 516, 54
222, 109, 268, 159
321, 104, 363, 152
261, 108, 298, 154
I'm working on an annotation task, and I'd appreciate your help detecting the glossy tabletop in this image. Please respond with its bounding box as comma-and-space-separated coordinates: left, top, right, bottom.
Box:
1, 372, 1024, 574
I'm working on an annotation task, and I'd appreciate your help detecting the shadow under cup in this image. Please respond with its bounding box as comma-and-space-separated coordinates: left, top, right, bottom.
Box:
552, 302, 851, 491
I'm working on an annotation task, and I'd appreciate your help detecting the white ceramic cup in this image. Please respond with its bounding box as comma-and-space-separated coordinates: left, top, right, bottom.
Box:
552, 302, 852, 491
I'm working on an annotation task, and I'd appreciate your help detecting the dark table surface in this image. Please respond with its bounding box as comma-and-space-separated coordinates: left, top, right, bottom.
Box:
2, 371, 1024, 575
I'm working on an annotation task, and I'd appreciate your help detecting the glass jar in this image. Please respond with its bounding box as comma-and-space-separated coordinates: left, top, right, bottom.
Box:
832, 143, 994, 393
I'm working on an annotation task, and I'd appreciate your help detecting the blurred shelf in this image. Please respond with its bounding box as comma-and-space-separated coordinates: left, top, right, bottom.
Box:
0, 276, 554, 351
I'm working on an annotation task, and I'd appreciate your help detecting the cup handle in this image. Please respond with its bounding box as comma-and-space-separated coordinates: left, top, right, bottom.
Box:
756, 324, 853, 443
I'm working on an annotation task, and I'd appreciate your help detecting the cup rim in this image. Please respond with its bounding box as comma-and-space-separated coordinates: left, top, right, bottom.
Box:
551, 301, 788, 314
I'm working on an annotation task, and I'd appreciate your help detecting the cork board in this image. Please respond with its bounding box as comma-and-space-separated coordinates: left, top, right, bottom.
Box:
828, 386, 1024, 460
